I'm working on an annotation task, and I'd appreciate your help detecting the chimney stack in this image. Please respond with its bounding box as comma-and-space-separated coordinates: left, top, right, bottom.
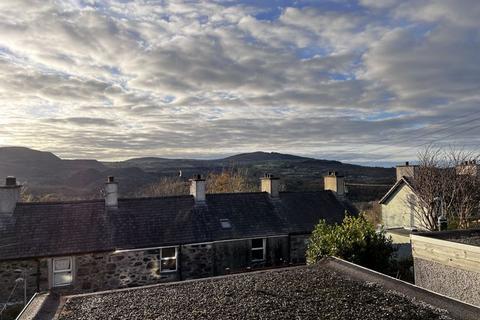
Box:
324, 171, 345, 199
456, 159, 479, 176
105, 176, 118, 209
190, 174, 206, 203
261, 173, 280, 198
396, 161, 418, 181
0, 176, 21, 215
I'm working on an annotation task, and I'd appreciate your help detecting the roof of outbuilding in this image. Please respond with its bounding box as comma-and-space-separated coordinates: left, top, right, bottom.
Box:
414, 228, 480, 247
26, 258, 480, 320
0, 190, 354, 261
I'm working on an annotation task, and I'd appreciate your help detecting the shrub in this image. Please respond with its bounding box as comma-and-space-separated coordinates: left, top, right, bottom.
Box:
306, 215, 395, 273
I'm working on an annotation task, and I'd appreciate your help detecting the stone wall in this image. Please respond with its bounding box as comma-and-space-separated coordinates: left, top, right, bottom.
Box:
0, 249, 180, 303
50, 249, 178, 296
290, 234, 310, 264
214, 237, 289, 275
214, 240, 250, 275
266, 237, 289, 266
414, 257, 480, 307
180, 243, 214, 280
1, 235, 305, 301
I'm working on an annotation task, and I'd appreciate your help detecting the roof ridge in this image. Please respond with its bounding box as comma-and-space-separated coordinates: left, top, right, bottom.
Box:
207, 192, 264, 196
118, 194, 193, 201
17, 190, 335, 206
279, 190, 330, 194
17, 199, 104, 206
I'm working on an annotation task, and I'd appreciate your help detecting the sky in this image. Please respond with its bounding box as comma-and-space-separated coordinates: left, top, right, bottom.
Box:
0, 0, 479, 165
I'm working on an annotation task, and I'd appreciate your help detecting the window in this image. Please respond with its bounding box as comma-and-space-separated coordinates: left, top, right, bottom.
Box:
251, 238, 266, 261
160, 247, 177, 272
220, 219, 232, 229
52, 257, 73, 287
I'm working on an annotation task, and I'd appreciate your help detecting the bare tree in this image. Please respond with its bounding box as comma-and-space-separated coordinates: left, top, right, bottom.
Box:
408, 146, 480, 230
206, 167, 257, 193
20, 184, 35, 202
138, 176, 189, 197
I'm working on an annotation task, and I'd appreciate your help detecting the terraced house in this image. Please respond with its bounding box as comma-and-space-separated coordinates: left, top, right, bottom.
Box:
0, 173, 355, 306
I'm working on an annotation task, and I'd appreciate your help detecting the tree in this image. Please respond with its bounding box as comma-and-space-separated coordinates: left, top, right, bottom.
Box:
137, 176, 189, 197
20, 184, 35, 202
206, 167, 257, 193
306, 215, 394, 273
137, 167, 258, 197
407, 146, 480, 230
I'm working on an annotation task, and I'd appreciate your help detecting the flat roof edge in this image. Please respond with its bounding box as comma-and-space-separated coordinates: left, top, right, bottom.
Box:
16, 292, 61, 320
25, 259, 480, 320
413, 228, 480, 239
326, 257, 480, 320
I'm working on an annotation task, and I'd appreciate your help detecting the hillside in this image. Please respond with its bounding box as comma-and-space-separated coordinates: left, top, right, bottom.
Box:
222, 151, 311, 163
0, 147, 395, 201
0, 147, 156, 199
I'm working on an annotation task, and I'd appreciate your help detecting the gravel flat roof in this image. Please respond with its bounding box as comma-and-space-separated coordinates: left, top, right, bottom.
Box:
415, 229, 480, 247
55, 261, 462, 320
449, 235, 480, 246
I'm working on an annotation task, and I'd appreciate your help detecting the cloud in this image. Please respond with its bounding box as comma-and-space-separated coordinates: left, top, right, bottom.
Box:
44, 117, 117, 127
0, 0, 479, 164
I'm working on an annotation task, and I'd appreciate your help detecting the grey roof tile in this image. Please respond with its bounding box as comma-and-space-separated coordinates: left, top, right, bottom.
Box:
0, 191, 352, 261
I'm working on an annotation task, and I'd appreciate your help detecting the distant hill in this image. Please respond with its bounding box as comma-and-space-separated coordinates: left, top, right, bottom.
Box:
0, 147, 395, 201
0, 147, 155, 198
222, 151, 311, 163
0, 146, 61, 162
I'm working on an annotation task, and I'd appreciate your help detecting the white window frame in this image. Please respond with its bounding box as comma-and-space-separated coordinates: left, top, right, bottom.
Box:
160, 247, 178, 273
251, 238, 266, 262
51, 257, 74, 287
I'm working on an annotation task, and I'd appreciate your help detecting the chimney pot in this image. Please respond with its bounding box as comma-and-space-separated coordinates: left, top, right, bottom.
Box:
0, 176, 21, 215
324, 171, 345, 199
105, 176, 118, 209
190, 174, 206, 203
396, 161, 418, 181
261, 173, 280, 198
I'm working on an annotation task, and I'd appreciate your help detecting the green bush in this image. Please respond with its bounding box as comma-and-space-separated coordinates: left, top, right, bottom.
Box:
306, 215, 395, 273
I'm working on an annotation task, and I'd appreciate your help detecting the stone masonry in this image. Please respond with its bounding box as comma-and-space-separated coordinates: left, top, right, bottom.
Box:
1, 234, 312, 304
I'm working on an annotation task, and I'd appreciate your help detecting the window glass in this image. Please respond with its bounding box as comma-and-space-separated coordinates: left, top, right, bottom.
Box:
160, 247, 177, 272
161, 259, 177, 271
54, 272, 73, 286
54, 258, 71, 271
251, 238, 265, 261
161, 247, 176, 259
220, 219, 232, 229
251, 238, 264, 249
52, 257, 73, 287
251, 249, 264, 261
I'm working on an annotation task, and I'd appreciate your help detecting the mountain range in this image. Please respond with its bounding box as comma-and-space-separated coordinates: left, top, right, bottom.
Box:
0, 147, 395, 201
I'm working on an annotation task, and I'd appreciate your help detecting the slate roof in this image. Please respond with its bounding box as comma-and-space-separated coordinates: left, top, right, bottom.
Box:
25, 258, 480, 320
0, 190, 353, 261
